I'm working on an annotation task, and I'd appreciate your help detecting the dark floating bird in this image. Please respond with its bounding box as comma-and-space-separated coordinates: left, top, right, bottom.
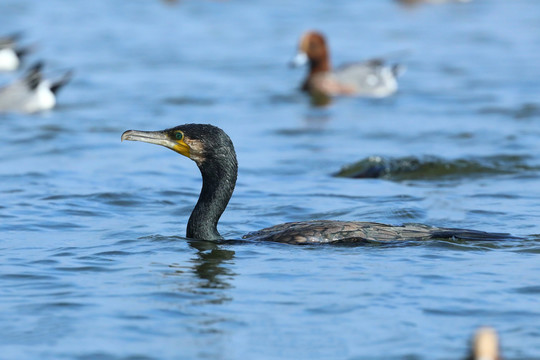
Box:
333, 154, 536, 180
122, 124, 514, 245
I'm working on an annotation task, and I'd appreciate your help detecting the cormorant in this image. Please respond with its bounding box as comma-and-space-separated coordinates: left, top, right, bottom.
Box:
121, 124, 512, 244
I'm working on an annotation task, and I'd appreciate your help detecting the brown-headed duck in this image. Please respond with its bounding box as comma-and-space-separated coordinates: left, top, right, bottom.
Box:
290, 31, 404, 98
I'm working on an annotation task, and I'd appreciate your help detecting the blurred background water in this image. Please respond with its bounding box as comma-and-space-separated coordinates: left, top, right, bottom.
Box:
1, 0, 540, 359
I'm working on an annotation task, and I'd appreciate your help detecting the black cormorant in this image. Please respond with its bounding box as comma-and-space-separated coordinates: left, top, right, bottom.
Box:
121, 124, 512, 244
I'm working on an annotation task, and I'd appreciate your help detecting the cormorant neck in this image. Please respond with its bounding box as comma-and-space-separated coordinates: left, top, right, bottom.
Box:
187, 151, 238, 240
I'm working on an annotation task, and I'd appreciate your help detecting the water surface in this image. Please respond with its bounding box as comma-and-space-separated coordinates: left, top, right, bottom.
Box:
1, 0, 540, 359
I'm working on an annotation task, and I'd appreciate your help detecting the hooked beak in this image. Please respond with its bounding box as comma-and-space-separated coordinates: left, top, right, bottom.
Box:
289, 52, 308, 67
121, 129, 190, 157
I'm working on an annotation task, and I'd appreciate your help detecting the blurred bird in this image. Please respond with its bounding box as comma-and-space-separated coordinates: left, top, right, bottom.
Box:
290, 31, 404, 98
0, 62, 73, 113
467, 327, 501, 360
0, 33, 32, 72
397, 0, 471, 6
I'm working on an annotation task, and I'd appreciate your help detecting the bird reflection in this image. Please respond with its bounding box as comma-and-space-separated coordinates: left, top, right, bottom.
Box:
159, 240, 236, 334
309, 90, 333, 107
187, 240, 235, 291
303, 109, 332, 129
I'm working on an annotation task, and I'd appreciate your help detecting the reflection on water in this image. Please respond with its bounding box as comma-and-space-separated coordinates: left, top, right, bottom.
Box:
162, 240, 235, 307
187, 240, 235, 291
156, 240, 236, 338
309, 91, 333, 107
184, 241, 235, 336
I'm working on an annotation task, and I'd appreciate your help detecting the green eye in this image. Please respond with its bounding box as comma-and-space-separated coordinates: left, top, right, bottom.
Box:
175, 131, 184, 141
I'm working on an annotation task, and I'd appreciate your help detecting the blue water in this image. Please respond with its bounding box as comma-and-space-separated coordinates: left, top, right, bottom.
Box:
1, 0, 540, 359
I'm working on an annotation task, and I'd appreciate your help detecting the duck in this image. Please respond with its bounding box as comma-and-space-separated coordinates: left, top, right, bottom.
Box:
0, 62, 73, 113
290, 31, 404, 98
0, 33, 32, 72
121, 123, 514, 245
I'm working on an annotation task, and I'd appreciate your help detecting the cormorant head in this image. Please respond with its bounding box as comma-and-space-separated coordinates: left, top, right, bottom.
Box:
122, 124, 238, 241
121, 123, 235, 167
